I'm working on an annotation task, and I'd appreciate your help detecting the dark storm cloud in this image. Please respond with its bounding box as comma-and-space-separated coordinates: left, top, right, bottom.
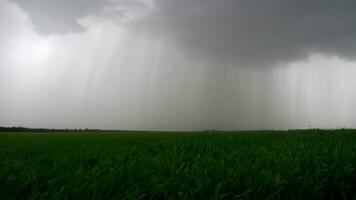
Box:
11, 0, 356, 66
137, 0, 356, 66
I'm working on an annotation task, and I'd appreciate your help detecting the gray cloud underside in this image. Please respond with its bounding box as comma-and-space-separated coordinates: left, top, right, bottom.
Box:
11, 0, 356, 66
10, 0, 147, 34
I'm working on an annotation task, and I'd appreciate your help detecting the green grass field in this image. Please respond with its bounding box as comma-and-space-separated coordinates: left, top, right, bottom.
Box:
1, 130, 356, 199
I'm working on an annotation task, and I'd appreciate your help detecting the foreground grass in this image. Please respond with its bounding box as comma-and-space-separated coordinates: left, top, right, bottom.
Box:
0, 130, 356, 199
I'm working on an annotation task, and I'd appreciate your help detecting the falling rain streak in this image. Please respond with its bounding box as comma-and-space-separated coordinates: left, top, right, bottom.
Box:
1, 1, 356, 130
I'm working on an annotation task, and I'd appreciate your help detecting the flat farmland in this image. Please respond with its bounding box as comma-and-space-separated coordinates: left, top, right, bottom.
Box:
0, 130, 355, 199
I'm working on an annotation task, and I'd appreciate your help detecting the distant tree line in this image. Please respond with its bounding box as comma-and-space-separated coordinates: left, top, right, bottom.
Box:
0, 127, 102, 132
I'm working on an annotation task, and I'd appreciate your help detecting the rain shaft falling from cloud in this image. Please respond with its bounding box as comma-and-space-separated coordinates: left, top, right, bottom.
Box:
1, 0, 356, 130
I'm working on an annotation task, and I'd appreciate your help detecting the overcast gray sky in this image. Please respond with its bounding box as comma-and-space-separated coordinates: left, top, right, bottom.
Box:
1, 0, 356, 130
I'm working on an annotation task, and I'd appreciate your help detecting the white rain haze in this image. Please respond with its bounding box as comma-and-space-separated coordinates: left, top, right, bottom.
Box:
1, 0, 356, 130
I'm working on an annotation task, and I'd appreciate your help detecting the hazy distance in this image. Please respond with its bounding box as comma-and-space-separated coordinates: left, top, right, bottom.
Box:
1, 0, 356, 130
